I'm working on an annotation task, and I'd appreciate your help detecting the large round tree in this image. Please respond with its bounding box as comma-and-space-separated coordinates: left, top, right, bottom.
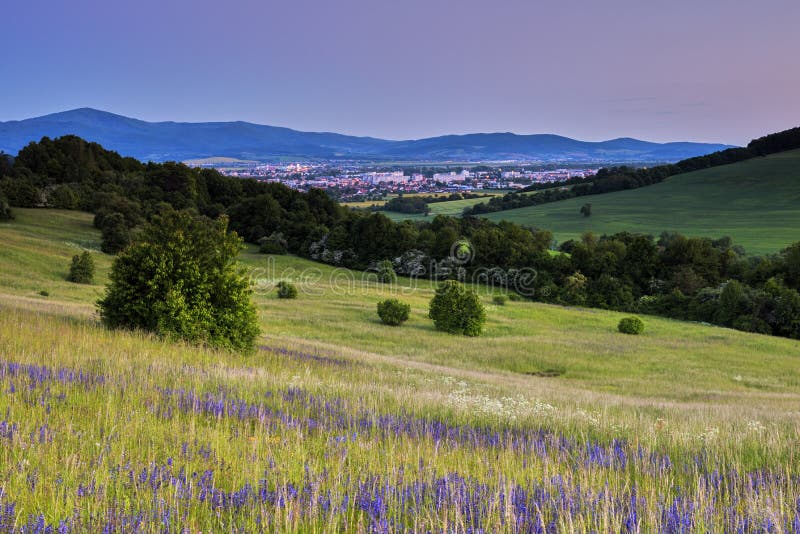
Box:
98, 209, 259, 351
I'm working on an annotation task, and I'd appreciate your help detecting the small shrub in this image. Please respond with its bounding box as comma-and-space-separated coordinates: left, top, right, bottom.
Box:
258, 232, 288, 255
375, 259, 397, 284
0, 195, 13, 221
48, 185, 79, 209
259, 241, 287, 255
429, 280, 486, 336
492, 295, 508, 306
618, 316, 645, 335
38, 290, 49, 297
67, 251, 95, 284
507, 292, 522, 302
377, 298, 410, 326
100, 212, 131, 254
276, 281, 298, 299
732, 315, 771, 335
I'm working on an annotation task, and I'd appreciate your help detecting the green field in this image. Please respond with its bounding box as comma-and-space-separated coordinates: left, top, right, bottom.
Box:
345, 193, 505, 221
0, 210, 799, 530
479, 150, 800, 255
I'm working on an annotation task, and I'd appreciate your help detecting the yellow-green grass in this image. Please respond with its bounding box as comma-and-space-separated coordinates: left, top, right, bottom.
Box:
0, 209, 111, 303
397, 191, 508, 199
340, 200, 384, 209
480, 150, 800, 255
1, 209, 799, 530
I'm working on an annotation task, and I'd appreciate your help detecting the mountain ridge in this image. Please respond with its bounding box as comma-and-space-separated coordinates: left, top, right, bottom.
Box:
0, 108, 736, 163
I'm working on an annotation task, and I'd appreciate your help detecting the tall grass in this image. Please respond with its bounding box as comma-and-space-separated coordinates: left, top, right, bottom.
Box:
0, 306, 798, 531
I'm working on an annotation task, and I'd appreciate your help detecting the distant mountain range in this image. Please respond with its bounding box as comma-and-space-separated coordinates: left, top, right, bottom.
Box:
0, 108, 735, 163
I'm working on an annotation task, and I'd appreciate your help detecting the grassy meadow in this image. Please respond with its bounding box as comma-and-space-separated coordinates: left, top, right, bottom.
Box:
0, 209, 799, 531
481, 150, 800, 255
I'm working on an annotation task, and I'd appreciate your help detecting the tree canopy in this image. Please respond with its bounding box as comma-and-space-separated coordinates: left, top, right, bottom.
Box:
429, 280, 486, 336
97, 209, 259, 351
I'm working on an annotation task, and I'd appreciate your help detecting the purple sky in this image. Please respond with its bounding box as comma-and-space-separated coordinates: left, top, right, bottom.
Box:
2, 0, 798, 144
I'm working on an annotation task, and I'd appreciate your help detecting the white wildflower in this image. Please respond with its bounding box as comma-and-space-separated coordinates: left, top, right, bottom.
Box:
746, 420, 766, 433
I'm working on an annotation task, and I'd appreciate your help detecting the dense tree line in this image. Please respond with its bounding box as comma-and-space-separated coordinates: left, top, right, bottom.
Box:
2, 135, 800, 339
552, 233, 800, 338
0, 153, 17, 220
748, 126, 800, 156
0, 194, 12, 221
425, 192, 491, 203
464, 127, 800, 216
0, 136, 349, 253
380, 196, 431, 214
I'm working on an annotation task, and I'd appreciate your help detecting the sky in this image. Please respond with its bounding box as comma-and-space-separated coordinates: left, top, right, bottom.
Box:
1, 0, 798, 145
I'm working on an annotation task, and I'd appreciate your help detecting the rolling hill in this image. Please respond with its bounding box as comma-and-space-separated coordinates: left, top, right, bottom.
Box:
0, 108, 733, 163
478, 149, 800, 255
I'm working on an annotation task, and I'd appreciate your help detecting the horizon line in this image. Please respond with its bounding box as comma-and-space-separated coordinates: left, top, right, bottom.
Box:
0, 106, 742, 147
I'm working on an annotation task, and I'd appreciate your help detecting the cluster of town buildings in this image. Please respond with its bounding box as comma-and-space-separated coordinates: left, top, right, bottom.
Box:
196, 162, 597, 200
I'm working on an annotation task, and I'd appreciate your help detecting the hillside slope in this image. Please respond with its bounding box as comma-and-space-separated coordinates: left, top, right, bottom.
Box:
481, 149, 800, 255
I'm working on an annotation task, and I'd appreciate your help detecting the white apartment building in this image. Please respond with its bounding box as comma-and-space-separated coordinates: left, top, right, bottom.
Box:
361, 171, 408, 184
432, 170, 471, 183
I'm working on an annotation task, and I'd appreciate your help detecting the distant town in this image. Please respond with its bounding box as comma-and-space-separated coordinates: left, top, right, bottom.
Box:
187, 161, 599, 201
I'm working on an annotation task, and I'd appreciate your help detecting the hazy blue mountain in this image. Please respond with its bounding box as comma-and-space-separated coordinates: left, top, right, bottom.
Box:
0, 108, 735, 162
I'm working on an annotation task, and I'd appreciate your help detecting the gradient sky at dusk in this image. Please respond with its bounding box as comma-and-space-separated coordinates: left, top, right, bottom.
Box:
2, 0, 798, 145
